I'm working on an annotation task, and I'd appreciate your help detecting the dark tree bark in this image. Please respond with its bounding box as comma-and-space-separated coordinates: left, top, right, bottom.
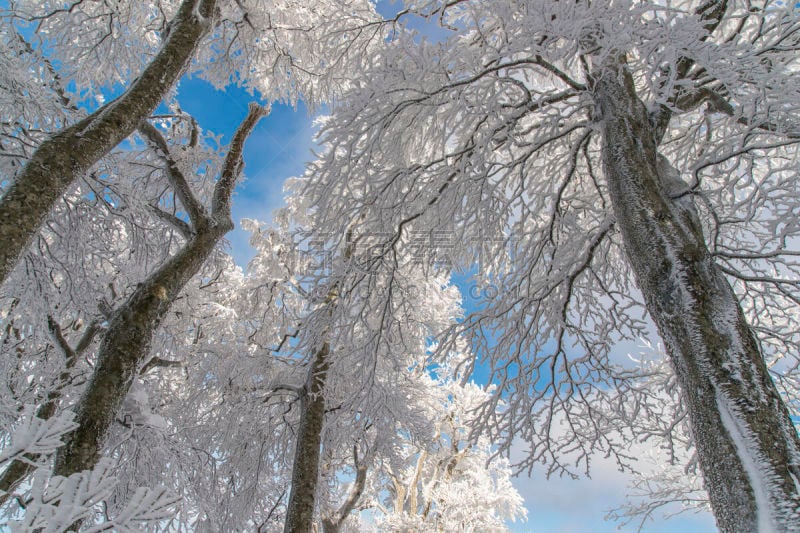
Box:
283, 226, 365, 532
594, 58, 800, 532
52, 104, 267, 479
52, 232, 222, 477
0, 0, 217, 286
283, 342, 331, 533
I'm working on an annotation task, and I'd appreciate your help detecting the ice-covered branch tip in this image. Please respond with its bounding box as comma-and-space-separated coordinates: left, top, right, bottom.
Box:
10, 458, 181, 532
212, 103, 270, 220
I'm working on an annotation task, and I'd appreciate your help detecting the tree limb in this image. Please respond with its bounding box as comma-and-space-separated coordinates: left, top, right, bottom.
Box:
0, 0, 217, 286
147, 203, 193, 239
322, 445, 369, 533
138, 120, 208, 230
211, 103, 269, 221
140, 356, 185, 375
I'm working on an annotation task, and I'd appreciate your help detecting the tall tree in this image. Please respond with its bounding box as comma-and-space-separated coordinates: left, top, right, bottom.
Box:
0, 0, 218, 285
54, 103, 266, 479
264, 217, 465, 531
0, 0, 380, 285
299, 1, 800, 530
594, 50, 799, 532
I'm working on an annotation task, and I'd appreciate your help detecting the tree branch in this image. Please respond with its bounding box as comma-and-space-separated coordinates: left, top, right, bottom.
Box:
140, 356, 185, 375
534, 55, 586, 91
650, 0, 730, 143
674, 86, 800, 139
138, 120, 207, 230
0, 0, 218, 286
46, 315, 76, 362
322, 445, 369, 533
0, 316, 102, 506
211, 103, 269, 221
147, 203, 193, 239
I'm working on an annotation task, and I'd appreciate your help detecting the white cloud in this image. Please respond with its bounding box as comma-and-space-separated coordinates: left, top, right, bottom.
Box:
507, 435, 716, 532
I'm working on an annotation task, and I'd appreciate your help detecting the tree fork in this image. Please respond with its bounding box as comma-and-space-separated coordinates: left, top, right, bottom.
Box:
0, 0, 217, 286
594, 59, 800, 532
52, 104, 266, 479
52, 232, 221, 477
321, 445, 368, 533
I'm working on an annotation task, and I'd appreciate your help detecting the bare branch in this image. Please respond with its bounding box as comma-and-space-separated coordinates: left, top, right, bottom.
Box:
140, 356, 185, 375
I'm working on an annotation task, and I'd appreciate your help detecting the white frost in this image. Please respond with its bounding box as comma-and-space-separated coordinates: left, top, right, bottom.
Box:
715, 390, 777, 533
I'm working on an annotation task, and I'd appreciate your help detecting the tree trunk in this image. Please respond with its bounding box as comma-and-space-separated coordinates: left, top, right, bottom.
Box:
0, 0, 216, 286
595, 60, 800, 532
47, 235, 216, 533
284, 343, 331, 533
48, 102, 264, 533
53, 226, 226, 477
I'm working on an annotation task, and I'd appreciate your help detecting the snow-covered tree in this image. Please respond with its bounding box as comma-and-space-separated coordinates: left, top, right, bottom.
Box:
0, 102, 265, 531
299, 1, 800, 530
54, 103, 265, 480
239, 209, 466, 531
218, 193, 524, 532
0, 0, 381, 285
0, 130, 189, 508
366, 375, 527, 533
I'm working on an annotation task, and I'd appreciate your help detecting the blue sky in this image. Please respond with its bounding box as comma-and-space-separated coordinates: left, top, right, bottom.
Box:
175, 76, 318, 267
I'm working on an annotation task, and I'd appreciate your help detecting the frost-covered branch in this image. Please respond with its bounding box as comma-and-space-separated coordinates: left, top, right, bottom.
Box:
53, 104, 265, 483
321, 445, 368, 533
0, 0, 217, 285
0, 317, 101, 507
138, 120, 208, 230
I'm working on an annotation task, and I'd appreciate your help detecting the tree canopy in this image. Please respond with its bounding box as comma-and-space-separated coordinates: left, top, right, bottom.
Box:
1, 1, 799, 531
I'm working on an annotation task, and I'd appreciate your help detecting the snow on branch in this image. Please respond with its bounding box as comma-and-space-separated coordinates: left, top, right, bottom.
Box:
9, 459, 180, 532
0, 407, 77, 469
